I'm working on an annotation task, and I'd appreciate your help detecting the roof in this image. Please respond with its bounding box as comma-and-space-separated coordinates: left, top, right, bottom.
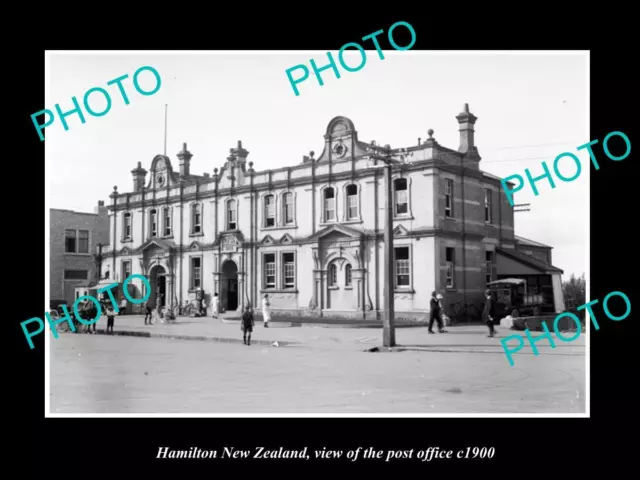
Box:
487, 278, 526, 285
497, 247, 564, 274
515, 235, 552, 249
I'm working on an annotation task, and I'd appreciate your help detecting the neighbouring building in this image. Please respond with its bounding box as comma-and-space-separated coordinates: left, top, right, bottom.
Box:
100, 104, 565, 321
50, 201, 111, 307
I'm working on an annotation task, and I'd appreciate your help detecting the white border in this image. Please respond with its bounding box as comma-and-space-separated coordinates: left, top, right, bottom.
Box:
45, 50, 590, 418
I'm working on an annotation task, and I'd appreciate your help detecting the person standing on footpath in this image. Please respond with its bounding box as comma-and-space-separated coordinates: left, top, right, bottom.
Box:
482, 289, 496, 338
262, 294, 271, 328
241, 305, 255, 346
106, 306, 116, 335
144, 300, 153, 325
156, 293, 164, 324
428, 291, 446, 334
211, 293, 219, 319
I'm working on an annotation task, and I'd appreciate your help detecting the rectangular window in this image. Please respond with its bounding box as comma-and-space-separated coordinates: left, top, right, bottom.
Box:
283, 253, 295, 288
122, 260, 131, 281
78, 230, 89, 254
485, 251, 493, 284
265, 196, 275, 227
228, 201, 237, 231
394, 247, 411, 288
446, 247, 455, 288
123, 213, 132, 239
65, 229, 77, 253
395, 179, 408, 215
445, 179, 454, 218
64, 269, 88, 280
190, 257, 201, 289
192, 205, 201, 234
164, 208, 171, 236
347, 194, 358, 219
284, 194, 294, 224
484, 189, 492, 223
264, 253, 276, 288
150, 210, 158, 237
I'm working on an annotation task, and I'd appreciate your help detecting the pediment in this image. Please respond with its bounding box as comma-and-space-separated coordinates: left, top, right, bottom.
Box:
308, 224, 362, 242
188, 241, 202, 251
393, 225, 409, 236
121, 247, 130, 255
138, 238, 173, 254
261, 235, 275, 246
280, 234, 293, 244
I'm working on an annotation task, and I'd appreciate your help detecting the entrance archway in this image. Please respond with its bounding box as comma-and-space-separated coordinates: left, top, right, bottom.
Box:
149, 264, 167, 308
221, 260, 238, 312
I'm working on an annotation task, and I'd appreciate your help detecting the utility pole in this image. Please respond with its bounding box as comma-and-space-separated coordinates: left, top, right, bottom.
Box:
364, 143, 412, 348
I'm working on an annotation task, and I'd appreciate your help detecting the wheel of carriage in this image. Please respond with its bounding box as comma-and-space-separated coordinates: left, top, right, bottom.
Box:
511, 309, 520, 318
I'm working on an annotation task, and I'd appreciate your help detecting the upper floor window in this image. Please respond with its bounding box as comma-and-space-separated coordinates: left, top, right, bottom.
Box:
123, 212, 132, 240
283, 192, 294, 225
394, 178, 408, 215
64, 269, 88, 280
445, 179, 454, 218
65, 229, 89, 254
484, 188, 492, 223
163, 207, 172, 236
191, 203, 201, 234
345, 264, 352, 287
485, 251, 493, 284
149, 209, 158, 237
346, 184, 358, 220
264, 194, 275, 227
227, 199, 237, 231
324, 187, 336, 222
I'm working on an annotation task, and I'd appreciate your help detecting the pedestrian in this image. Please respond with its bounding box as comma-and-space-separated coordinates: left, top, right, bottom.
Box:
144, 300, 153, 325
212, 293, 219, 318
482, 289, 496, 338
241, 305, 255, 346
428, 291, 446, 334
106, 306, 115, 335
262, 294, 271, 328
436, 293, 448, 332
156, 293, 164, 324
83, 300, 97, 334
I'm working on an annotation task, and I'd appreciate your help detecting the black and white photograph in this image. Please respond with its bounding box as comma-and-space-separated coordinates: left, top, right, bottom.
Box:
44, 50, 590, 416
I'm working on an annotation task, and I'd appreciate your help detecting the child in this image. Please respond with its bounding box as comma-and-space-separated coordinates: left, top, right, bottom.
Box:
106, 307, 115, 335
241, 305, 255, 346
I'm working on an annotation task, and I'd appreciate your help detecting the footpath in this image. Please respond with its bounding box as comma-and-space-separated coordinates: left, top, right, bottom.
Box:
69, 314, 586, 355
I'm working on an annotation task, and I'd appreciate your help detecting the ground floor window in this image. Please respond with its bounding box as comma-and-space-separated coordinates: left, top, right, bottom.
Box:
394, 247, 411, 288
264, 253, 276, 289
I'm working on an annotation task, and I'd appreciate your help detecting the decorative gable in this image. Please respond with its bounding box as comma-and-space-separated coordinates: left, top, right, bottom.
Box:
280, 233, 293, 244
121, 247, 130, 255
393, 225, 409, 236
188, 241, 202, 251
262, 235, 275, 246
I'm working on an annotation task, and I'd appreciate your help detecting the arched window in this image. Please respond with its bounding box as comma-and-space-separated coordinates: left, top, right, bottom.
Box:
329, 263, 338, 286
394, 178, 408, 215
122, 212, 132, 240
162, 207, 171, 236
345, 264, 352, 287
283, 192, 294, 225
227, 199, 237, 231
191, 203, 202, 234
346, 184, 358, 220
324, 187, 336, 222
149, 209, 158, 237
264, 194, 275, 227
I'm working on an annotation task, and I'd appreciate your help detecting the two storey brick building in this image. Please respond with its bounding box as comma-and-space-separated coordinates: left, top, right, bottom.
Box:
100, 104, 565, 321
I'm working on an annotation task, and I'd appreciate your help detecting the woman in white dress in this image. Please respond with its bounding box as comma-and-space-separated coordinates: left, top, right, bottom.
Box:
262, 294, 271, 328
211, 293, 219, 318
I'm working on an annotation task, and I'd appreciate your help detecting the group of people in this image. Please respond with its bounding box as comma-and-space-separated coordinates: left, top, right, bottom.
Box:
430, 289, 497, 338
74, 298, 117, 335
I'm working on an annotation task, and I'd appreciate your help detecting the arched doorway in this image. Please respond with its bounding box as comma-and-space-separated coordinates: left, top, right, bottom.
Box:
221, 260, 238, 312
149, 264, 167, 308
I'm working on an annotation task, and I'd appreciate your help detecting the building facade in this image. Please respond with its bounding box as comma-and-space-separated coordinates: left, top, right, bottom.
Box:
50, 201, 110, 307
100, 105, 564, 321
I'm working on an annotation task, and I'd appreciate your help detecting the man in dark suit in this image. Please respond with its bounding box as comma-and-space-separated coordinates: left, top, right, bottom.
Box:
482, 289, 496, 337
428, 291, 447, 334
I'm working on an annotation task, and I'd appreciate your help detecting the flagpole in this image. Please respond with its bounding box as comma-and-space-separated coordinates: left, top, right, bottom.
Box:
164, 104, 168, 156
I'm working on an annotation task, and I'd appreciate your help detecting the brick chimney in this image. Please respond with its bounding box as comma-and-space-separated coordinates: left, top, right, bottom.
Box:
94, 200, 107, 215
177, 142, 193, 177
230, 140, 249, 171
131, 162, 147, 192
456, 103, 478, 153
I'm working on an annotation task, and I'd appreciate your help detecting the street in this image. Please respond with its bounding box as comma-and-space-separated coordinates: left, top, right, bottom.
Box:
49, 319, 586, 414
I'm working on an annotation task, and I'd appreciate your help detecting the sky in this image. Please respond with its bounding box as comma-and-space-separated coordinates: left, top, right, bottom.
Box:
46, 51, 588, 278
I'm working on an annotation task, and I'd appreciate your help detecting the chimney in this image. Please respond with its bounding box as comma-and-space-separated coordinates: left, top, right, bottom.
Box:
177, 142, 193, 177
455, 103, 478, 153
131, 162, 147, 192
94, 200, 107, 215
230, 140, 249, 171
